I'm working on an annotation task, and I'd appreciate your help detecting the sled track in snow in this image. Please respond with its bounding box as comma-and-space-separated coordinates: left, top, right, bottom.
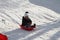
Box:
0, 10, 60, 40
3, 19, 60, 40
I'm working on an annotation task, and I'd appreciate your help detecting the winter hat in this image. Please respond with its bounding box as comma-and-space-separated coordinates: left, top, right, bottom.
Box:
24, 11, 29, 17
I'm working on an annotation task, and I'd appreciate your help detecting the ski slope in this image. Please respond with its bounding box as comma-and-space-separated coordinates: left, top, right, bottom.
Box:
0, 0, 60, 40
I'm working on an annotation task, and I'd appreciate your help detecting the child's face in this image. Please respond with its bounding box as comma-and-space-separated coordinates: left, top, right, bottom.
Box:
24, 16, 28, 19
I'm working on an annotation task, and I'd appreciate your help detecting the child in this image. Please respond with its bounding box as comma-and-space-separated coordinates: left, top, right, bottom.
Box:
22, 11, 36, 28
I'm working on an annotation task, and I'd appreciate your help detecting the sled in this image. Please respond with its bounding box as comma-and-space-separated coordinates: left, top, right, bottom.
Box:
0, 33, 8, 40
20, 25, 36, 31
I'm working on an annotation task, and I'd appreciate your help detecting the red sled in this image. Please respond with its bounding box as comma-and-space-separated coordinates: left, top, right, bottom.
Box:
20, 25, 36, 31
0, 33, 8, 40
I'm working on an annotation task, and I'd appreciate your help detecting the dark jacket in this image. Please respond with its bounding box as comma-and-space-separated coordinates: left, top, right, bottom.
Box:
22, 16, 32, 26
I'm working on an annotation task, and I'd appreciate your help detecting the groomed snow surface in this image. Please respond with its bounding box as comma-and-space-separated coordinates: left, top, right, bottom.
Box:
0, 0, 60, 40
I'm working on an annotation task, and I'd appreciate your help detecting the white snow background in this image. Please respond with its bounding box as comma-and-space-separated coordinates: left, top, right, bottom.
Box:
0, 0, 60, 40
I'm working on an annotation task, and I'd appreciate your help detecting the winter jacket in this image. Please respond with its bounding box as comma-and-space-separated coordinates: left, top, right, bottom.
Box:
22, 16, 32, 26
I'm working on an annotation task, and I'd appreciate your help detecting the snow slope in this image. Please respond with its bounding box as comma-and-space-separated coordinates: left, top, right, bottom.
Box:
0, 0, 60, 40
29, 0, 60, 14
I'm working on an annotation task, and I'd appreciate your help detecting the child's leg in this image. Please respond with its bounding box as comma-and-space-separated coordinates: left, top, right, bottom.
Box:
25, 23, 31, 28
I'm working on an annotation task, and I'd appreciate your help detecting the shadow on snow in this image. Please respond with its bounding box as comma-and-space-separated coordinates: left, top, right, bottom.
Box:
4, 20, 60, 40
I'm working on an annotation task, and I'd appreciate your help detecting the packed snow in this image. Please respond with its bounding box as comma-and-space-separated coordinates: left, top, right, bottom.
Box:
0, 0, 60, 40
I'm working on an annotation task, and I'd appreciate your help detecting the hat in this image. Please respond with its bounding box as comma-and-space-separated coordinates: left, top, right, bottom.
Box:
24, 11, 29, 17
25, 11, 29, 13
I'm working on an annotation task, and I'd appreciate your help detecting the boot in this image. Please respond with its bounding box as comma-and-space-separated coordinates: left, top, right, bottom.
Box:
32, 24, 36, 28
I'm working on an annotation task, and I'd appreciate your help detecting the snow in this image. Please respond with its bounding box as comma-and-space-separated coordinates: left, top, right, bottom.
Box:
0, 0, 60, 40
29, 0, 60, 13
